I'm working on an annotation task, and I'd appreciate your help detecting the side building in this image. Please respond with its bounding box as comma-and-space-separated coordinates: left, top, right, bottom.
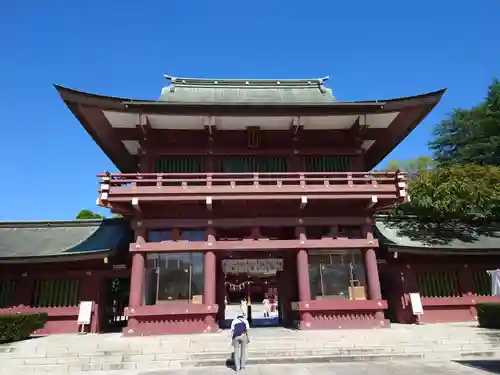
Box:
0, 219, 132, 334
376, 217, 500, 324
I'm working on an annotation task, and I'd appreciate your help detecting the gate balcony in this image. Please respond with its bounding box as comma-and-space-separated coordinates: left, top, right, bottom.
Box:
97, 171, 408, 215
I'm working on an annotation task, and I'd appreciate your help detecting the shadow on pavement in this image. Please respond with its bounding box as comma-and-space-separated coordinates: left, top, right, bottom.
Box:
456, 360, 500, 374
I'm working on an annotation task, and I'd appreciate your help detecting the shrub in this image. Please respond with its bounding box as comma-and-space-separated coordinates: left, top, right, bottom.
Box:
0, 313, 48, 343
477, 303, 500, 329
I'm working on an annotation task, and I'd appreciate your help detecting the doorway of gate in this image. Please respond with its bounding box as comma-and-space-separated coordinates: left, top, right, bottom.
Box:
219, 257, 284, 329
100, 276, 130, 333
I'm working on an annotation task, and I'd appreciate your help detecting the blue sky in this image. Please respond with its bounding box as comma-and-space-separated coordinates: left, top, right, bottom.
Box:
0, 0, 499, 221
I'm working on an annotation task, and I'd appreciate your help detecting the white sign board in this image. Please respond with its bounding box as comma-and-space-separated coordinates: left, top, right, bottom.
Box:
222, 258, 284, 274
409, 293, 424, 315
77, 301, 93, 325
487, 270, 500, 297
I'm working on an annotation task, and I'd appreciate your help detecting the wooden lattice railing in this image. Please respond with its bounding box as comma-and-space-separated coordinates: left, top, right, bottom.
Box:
97, 171, 407, 190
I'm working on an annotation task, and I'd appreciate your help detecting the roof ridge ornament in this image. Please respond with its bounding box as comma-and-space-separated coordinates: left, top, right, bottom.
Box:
163, 73, 330, 87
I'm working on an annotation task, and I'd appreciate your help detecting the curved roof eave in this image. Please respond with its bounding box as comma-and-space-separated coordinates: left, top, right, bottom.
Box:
55, 84, 446, 112
0, 249, 116, 264
54, 85, 446, 172
55, 85, 138, 172
0, 218, 132, 263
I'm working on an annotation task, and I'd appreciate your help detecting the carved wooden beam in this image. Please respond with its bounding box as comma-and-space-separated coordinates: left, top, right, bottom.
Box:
131, 217, 371, 229
130, 238, 378, 252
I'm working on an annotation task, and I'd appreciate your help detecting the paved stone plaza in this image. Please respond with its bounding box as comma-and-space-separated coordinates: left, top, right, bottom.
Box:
137, 360, 500, 375
2, 323, 500, 374
20, 360, 500, 375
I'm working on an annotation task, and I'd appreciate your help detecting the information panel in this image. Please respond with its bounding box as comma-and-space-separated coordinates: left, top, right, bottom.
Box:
77, 301, 93, 325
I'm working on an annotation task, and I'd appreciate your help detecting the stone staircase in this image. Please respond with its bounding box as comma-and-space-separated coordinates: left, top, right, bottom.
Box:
2, 323, 500, 374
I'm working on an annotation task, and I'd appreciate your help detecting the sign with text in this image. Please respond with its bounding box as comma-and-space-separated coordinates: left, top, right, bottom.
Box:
409, 293, 424, 315
222, 258, 284, 274
77, 301, 93, 325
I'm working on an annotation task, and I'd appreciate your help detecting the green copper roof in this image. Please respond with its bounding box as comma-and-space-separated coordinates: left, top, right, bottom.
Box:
0, 218, 132, 261
159, 74, 336, 103
375, 218, 500, 251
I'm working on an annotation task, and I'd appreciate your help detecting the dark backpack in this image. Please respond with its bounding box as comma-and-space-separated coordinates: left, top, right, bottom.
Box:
232, 319, 247, 338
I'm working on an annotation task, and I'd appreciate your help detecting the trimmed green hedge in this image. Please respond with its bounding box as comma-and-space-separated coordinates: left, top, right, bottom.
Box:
0, 313, 48, 343
477, 302, 500, 329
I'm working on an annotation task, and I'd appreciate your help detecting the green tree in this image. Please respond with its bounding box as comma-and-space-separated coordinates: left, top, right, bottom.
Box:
76, 209, 105, 220
380, 156, 435, 178
430, 78, 500, 166
396, 164, 500, 222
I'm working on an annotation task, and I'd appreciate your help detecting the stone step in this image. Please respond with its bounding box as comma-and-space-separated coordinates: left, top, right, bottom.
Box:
179, 350, 500, 368
5, 341, 500, 360
4, 344, 500, 365
31, 337, 500, 351
4, 341, 500, 361
3, 323, 500, 373
7, 351, 500, 375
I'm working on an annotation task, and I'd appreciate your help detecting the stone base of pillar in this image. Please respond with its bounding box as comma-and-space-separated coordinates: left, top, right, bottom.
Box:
297, 317, 390, 330
292, 299, 390, 330
123, 315, 219, 336
297, 312, 313, 329
123, 304, 219, 336
204, 315, 219, 333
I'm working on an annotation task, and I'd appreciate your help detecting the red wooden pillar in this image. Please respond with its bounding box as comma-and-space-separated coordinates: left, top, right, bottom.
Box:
127, 229, 146, 331
204, 251, 216, 305
15, 275, 33, 307
129, 253, 145, 308
297, 249, 312, 328
203, 229, 218, 331
458, 264, 478, 320
216, 254, 226, 322
400, 264, 419, 323
79, 273, 101, 333
363, 224, 385, 322
364, 248, 382, 300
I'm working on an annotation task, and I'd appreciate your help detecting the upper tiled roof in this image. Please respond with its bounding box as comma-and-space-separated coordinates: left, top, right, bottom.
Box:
159, 75, 335, 104
0, 218, 132, 262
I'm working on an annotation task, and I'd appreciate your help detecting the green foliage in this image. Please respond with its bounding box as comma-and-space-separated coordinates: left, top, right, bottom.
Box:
112, 214, 122, 218
0, 313, 48, 343
380, 156, 435, 178
396, 164, 500, 222
76, 210, 105, 220
430, 78, 500, 167
477, 303, 500, 329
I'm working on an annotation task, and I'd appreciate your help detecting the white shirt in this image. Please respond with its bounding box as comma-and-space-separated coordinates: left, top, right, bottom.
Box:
230, 317, 250, 332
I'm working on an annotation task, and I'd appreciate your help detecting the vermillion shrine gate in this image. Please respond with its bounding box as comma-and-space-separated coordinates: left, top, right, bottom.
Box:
9, 74, 497, 336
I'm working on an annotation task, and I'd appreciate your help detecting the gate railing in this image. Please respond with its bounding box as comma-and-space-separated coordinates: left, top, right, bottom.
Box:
98, 171, 407, 189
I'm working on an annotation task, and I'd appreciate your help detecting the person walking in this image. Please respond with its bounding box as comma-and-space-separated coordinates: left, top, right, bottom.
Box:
262, 295, 270, 318
240, 298, 247, 317
230, 314, 250, 372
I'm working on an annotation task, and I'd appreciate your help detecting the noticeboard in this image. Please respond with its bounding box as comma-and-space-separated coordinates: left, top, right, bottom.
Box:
409, 293, 424, 315
77, 301, 93, 325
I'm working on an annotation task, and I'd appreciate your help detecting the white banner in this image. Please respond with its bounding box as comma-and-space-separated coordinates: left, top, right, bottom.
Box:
487, 270, 500, 297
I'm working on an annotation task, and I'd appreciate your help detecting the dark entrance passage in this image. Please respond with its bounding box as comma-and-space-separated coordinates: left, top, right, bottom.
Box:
100, 276, 130, 333
219, 257, 284, 329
